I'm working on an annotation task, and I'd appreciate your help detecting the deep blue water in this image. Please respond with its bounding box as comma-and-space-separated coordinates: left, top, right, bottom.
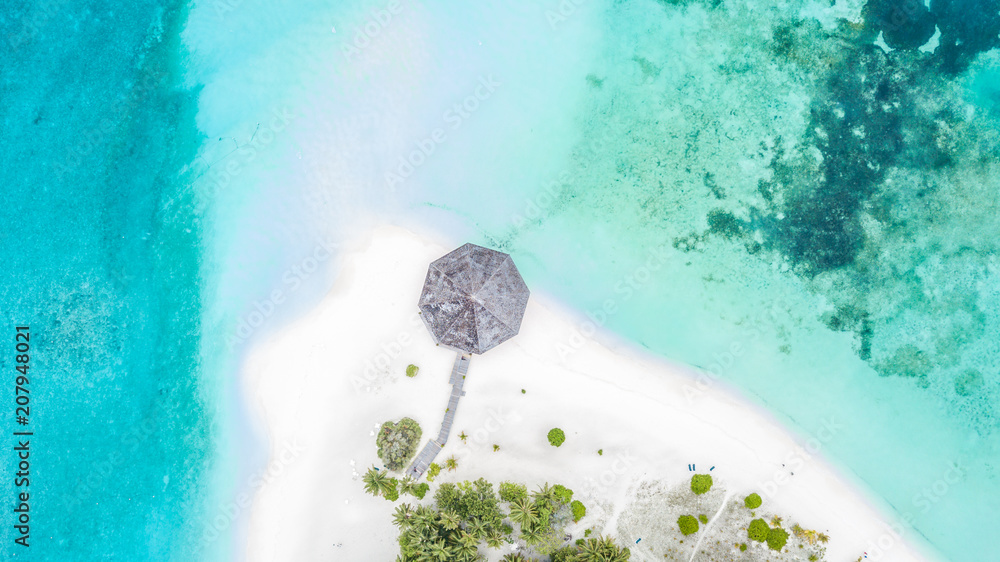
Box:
1, 2, 220, 559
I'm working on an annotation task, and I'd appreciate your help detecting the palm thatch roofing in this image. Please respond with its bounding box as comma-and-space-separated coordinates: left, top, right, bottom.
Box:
418, 243, 530, 354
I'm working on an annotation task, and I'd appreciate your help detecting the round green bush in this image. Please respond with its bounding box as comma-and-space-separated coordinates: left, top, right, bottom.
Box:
405, 364, 419, 377
744, 492, 762, 509
739, 543, 747, 552
553, 484, 574, 504
376, 417, 422, 471
571, 500, 587, 522
411, 482, 430, 499
690, 474, 713, 495
767, 527, 789, 551
698, 514, 709, 524
547, 428, 566, 447
748, 518, 770, 542
677, 515, 699, 536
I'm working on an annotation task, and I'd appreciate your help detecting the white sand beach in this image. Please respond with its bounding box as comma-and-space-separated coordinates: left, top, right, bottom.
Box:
241, 225, 929, 561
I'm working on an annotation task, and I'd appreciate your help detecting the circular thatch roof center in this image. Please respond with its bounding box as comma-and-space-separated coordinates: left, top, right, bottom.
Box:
418, 243, 530, 354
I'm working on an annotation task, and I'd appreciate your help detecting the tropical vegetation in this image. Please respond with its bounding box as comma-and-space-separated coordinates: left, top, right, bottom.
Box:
377, 417, 422, 470
677, 515, 699, 535
390, 477, 629, 561
690, 473, 713, 495
767, 527, 789, 551
547, 428, 566, 447
748, 518, 770, 542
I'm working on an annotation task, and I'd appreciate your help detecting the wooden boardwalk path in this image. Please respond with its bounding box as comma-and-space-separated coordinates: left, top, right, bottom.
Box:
406, 353, 470, 479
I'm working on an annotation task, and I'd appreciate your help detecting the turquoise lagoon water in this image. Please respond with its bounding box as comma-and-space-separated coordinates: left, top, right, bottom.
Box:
4, 0, 998, 560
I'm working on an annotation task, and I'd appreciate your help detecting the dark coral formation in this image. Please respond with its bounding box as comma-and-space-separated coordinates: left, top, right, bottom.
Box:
863, 0, 1000, 73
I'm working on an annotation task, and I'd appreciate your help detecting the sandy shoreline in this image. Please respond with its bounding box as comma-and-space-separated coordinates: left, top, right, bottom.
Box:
241, 224, 931, 561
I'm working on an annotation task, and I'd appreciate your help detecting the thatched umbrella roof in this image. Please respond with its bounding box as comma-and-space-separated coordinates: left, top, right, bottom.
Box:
418, 243, 530, 354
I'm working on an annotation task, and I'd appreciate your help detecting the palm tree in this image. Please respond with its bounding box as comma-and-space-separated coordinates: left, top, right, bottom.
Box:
393, 503, 415, 528
501, 553, 531, 562
466, 518, 488, 539
413, 505, 437, 526
520, 524, 544, 546
439, 510, 462, 531
485, 528, 505, 549
578, 537, 602, 561
817, 532, 829, 543
428, 540, 450, 562
508, 497, 538, 528
445, 455, 459, 471
377, 476, 397, 498
459, 431, 468, 443
399, 476, 417, 496
578, 536, 630, 562
531, 482, 557, 506
362, 466, 386, 496
450, 531, 480, 561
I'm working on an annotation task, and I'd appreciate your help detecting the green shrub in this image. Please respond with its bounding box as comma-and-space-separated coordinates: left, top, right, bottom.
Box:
739, 543, 747, 552
376, 417, 422, 470
521, 389, 526, 394
498, 481, 528, 503
411, 482, 429, 499
597, 449, 603, 456
571, 500, 586, 522
547, 428, 566, 447
575, 538, 585, 546
767, 527, 789, 551
553, 484, 573, 504
744, 492, 762, 509
426, 463, 441, 481
383, 479, 399, 502
434, 479, 503, 529
677, 515, 699, 535
690, 474, 713, 495
698, 514, 708, 524
405, 364, 419, 377
748, 518, 770, 542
